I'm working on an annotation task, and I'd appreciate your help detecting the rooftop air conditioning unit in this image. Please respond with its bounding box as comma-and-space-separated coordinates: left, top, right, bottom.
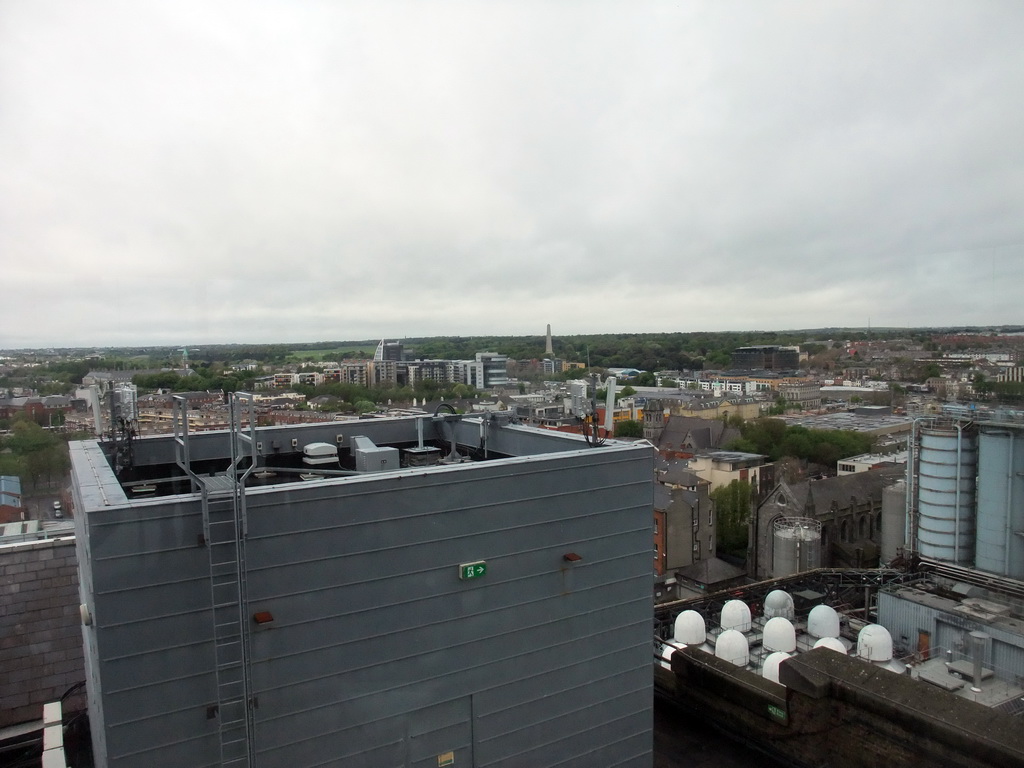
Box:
352, 436, 400, 473
303, 442, 339, 466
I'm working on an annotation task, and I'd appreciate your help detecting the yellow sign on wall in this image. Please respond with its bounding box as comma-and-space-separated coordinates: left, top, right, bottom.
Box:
437, 751, 454, 767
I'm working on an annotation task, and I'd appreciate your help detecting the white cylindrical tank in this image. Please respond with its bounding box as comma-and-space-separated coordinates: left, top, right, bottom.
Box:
917, 423, 977, 565
807, 605, 841, 639
673, 610, 706, 645
763, 590, 795, 620
715, 629, 750, 667
881, 479, 907, 563
975, 426, 1024, 578
720, 600, 751, 632
761, 651, 791, 683
763, 617, 797, 653
772, 518, 821, 577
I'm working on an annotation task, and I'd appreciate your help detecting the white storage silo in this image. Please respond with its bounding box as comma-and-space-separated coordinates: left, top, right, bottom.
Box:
975, 425, 1024, 578
881, 479, 907, 563
917, 423, 977, 565
772, 518, 821, 578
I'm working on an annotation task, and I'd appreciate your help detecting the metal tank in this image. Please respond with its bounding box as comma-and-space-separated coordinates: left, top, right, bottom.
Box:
881, 479, 907, 563
916, 423, 977, 565
975, 425, 1024, 578
772, 517, 821, 578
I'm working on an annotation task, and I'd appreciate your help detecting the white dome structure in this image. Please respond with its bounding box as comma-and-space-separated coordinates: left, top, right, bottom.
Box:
763, 590, 795, 620
763, 617, 797, 653
673, 610, 707, 645
761, 651, 791, 683
812, 637, 848, 654
857, 624, 905, 673
715, 629, 750, 667
720, 599, 752, 632
807, 605, 841, 639
856, 624, 893, 662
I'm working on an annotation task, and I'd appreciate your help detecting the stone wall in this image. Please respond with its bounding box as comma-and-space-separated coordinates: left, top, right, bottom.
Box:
665, 645, 1024, 768
0, 537, 85, 727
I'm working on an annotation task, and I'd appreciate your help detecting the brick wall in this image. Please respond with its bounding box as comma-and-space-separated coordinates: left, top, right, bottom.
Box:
0, 537, 85, 727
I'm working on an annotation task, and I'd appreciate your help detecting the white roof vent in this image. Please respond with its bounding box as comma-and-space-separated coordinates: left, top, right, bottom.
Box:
813, 636, 848, 654
763, 617, 797, 653
715, 629, 750, 667
807, 604, 841, 639
302, 442, 339, 466
761, 651, 791, 683
658, 642, 678, 670
720, 599, 752, 632
857, 624, 894, 662
763, 590, 795, 620
673, 610, 706, 645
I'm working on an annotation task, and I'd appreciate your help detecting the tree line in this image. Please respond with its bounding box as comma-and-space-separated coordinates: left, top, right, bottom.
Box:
0, 418, 73, 491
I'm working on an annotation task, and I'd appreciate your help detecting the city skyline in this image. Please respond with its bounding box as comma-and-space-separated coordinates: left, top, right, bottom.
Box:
2, 1, 1023, 348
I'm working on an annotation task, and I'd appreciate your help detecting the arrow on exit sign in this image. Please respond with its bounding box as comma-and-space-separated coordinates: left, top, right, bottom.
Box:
459, 561, 487, 580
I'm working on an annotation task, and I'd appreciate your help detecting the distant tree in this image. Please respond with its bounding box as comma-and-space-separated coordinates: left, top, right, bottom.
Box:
711, 479, 752, 555
613, 420, 644, 438
724, 437, 759, 454
634, 371, 657, 386
972, 373, 994, 395
2, 419, 67, 489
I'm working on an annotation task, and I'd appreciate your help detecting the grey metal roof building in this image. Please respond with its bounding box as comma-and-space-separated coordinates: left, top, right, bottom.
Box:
70, 403, 654, 767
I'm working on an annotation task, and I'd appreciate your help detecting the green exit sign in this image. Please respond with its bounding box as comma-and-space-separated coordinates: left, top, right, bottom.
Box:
459, 561, 487, 580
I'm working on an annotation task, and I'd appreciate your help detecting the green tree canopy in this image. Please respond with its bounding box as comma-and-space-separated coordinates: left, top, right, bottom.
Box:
711, 479, 752, 555
613, 420, 644, 438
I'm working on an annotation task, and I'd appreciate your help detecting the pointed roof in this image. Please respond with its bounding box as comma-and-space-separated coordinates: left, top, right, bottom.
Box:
656, 415, 740, 453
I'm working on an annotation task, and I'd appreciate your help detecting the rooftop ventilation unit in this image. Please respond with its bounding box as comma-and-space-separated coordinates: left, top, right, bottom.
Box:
352, 436, 400, 473
303, 442, 339, 466
404, 446, 442, 467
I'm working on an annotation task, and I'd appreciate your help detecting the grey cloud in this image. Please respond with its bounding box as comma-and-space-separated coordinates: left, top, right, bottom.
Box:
1, 1, 1022, 347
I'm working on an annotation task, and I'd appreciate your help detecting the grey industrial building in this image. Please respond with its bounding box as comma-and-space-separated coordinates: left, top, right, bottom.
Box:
69, 403, 654, 767
728, 345, 800, 371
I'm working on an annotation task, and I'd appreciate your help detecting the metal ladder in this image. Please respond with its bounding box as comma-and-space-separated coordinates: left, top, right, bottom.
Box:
176, 393, 259, 766
203, 476, 253, 766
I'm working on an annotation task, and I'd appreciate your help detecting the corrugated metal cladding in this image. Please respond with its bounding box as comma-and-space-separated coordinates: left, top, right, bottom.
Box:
877, 590, 1024, 681
976, 426, 1024, 578
71, 428, 654, 768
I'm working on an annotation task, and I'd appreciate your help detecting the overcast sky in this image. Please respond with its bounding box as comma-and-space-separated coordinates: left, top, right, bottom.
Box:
2, 1, 1023, 348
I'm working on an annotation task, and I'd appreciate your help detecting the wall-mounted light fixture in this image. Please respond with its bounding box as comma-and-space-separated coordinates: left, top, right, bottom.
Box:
563, 553, 582, 563
253, 611, 275, 625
